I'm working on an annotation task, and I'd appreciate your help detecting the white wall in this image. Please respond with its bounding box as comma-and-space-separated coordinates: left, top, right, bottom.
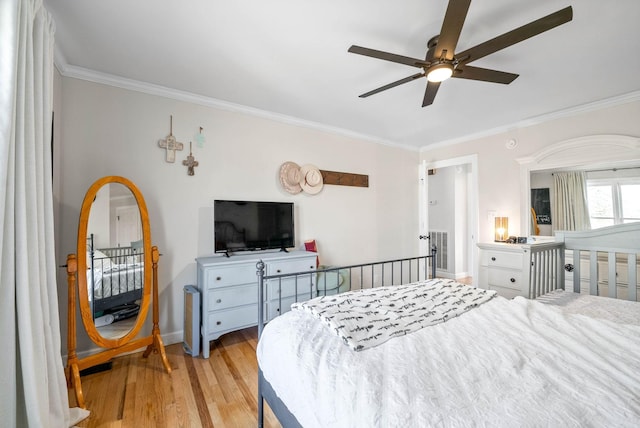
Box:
54, 76, 420, 354
420, 100, 640, 244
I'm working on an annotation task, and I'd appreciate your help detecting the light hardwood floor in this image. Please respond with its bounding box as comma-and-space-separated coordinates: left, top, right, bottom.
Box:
71, 328, 281, 428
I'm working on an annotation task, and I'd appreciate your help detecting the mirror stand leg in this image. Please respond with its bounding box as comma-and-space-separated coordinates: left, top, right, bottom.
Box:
155, 330, 172, 373
68, 362, 85, 408
142, 328, 172, 373
65, 254, 85, 408
145, 245, 171, 373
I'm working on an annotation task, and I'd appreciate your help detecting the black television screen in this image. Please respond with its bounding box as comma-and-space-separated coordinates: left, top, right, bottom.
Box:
214, 200, 295, 254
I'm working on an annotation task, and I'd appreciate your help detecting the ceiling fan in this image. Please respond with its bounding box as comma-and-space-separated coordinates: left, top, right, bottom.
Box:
348, 1, 573, 107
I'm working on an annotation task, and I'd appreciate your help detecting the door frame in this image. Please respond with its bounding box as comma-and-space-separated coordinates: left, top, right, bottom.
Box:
420, 154, 479, 286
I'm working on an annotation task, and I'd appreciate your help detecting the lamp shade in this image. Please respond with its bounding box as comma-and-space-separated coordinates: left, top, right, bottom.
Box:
494, 217, 509, 242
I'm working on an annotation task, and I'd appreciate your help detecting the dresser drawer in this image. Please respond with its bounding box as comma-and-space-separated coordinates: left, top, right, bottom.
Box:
208, 283, 258, 310
267, 258, 316, 276
487, 268, 522, 291
204, 265, 256, 289
206, 305, 258, 336
485, 251, 523, 269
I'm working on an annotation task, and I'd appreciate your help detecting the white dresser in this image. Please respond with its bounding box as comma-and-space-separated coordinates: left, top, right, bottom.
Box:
196, 251, 317, 358
477, 241, 564, 299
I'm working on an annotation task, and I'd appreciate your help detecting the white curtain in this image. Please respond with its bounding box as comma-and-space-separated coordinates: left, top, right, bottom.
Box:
0, 0, 87, 426
552, 171, 591, 231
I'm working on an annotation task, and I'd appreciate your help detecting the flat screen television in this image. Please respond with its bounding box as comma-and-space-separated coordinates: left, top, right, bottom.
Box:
214, 200, 295, 255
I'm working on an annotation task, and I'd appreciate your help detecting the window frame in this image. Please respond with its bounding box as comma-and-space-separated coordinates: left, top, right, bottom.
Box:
587, 177, 640, 227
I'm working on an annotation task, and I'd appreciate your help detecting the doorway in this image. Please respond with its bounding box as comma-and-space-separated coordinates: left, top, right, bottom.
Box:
420, 155, 479, 286
115, 205, 141, 247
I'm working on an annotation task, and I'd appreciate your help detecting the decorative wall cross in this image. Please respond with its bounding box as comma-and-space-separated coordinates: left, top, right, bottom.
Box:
158, 115, 184, 163
183, 142, 199, 176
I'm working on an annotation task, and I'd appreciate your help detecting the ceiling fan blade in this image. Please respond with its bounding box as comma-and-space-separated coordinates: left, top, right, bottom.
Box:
359, 73, 425, 98
457, 6, 573, 65
348, 45, 428, 68
422, 81, 441, 107
454, 65, 518, 84
434, 0, 472, 60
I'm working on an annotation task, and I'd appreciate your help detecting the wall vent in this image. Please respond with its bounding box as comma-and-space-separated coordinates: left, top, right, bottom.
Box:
430, 231, 449, 271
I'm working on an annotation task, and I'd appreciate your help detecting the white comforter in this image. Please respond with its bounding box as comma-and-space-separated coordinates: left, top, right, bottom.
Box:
257, 294, 640, 427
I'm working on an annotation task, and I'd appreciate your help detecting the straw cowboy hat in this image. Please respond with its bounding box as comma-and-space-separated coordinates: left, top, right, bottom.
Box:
279, 161, 302, 194
299, 164, 324, 194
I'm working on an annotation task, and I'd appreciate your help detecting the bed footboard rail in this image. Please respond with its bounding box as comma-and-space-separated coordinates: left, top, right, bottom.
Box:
256, 248, 437, 339
98, 245, 141, 264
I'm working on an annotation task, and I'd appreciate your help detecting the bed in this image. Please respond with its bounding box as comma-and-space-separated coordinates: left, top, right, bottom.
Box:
255, 224, 640, 427
86, 233, 144, 321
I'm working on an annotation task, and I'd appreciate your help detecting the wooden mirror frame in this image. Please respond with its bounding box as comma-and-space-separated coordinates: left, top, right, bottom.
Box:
65, 176, 171, 408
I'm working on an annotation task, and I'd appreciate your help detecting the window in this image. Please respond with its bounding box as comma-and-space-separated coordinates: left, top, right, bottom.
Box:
587, 178, 640, 228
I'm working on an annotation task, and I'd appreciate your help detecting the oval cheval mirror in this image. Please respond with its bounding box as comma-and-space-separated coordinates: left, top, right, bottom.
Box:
65, 176, 171, 409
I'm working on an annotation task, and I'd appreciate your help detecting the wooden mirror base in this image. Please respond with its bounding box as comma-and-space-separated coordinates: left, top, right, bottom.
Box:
65, 248, 172, 409
66, 333, 171, 408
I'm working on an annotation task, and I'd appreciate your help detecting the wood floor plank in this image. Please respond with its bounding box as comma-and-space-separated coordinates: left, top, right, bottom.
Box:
171, 350, 204, 427
184, 354, 214, 427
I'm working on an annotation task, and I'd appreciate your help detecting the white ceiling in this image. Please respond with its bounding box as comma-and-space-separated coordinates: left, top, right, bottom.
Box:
45, 0, 640, 150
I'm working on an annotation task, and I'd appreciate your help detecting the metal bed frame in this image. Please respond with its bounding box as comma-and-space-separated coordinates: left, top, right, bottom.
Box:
87, 233, 144, 318
256, 248, 437, 427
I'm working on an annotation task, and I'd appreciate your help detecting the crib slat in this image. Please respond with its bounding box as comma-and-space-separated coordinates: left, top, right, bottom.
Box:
589, 251, 598, 296
629, 254, 637, 301
572, 249, 581, 293
608, 252, 617, 298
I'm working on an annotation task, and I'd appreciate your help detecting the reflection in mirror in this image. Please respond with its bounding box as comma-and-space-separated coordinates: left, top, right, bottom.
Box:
530, 171, 554, 236
86, 183, 143, 339
530, 166, 640, 236
519, 135, 640, 237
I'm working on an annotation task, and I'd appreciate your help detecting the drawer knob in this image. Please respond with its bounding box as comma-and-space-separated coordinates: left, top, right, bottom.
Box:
216, 276, 221, 281
216, 299, 222, 303
510, 278, 516, 283
277, 269, 281, 273
491, 257, 496, 261
216, 321, 222, 325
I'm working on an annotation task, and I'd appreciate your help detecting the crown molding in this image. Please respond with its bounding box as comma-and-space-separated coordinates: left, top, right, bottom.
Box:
53, 57, 419, 152
53, 52, 639, 155
420, 90, 640, 153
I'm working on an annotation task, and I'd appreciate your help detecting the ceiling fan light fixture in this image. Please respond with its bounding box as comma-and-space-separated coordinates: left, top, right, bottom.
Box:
427, 63, 454, 82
